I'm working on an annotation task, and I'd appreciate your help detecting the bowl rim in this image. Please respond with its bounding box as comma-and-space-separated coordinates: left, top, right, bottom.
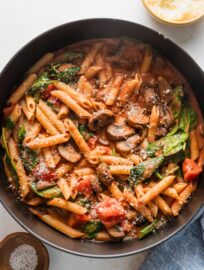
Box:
0, 18, 204, 258
141, 0, 204, 25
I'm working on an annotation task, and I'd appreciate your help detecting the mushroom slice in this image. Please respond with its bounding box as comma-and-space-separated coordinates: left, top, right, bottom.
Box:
158, 76, 173, 104
88, 109, 115, 131
116, 134, 141, 153
58, 144, 81, 163
127, 106, 149, 129
107, 124, 135, 141
108, 227, 125, 239
96, 163, 114, 187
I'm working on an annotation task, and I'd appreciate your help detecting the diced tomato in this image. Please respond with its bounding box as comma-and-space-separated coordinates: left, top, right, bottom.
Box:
95, 198, 126, 228
3, 106, 15, 118
41, 84, 55, 99
182, 158, 202, 181
74, 214, 91, 223
33, 165, 56, 182
77, 178, 92, 197
87, 136, 97, 149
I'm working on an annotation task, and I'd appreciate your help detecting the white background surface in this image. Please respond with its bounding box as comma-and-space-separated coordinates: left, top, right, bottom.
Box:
0, 1, 203, 269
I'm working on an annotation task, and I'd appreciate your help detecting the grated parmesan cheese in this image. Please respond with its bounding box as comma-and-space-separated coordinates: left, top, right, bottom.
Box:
144, 0, 204, 23
9, 244, 38, 270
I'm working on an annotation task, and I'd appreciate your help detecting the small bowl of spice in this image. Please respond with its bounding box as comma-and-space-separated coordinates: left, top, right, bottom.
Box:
0, 232, 49, 270
142, 0, 204, 25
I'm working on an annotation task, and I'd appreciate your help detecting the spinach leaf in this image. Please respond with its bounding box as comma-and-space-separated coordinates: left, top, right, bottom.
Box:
64, 50, 84, 61
5, 118, 14, 130
178, 103, 197, 133
138, 219, 159, 240
169, 85, 184, 118
129, 156, 164, 187
84, 221, 103, 238
78, 198, 91, 209
48, 64, 80, 84
31, 182, 61, 199
28, 72, 53, 96
147, 132, 188, 158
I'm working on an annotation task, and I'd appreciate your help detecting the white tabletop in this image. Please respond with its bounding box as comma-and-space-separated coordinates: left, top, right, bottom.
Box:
0, 1, 203, 269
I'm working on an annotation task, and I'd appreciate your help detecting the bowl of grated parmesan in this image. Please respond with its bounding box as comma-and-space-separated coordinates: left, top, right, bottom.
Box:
0, 232, 49, 270
142, 0, 204, 25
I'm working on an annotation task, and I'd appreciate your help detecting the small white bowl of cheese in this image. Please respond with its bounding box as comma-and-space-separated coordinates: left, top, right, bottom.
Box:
142, 0, 204, 25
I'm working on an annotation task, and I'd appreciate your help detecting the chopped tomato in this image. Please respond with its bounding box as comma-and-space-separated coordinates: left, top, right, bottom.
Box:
87, 136, 97, 149
41, 84, 55, 99
3, 106, 15, 118
77, 178, 92, 197
182, 158, 202, 181
95, 198, 126, 228
33, 165, 56, 182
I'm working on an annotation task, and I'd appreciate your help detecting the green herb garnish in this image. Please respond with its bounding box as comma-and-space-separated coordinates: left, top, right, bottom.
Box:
84, 221, 103, 238
5, 118, 14, 130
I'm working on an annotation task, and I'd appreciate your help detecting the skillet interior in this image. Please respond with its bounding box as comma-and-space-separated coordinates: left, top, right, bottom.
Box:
0, 18, 204, 258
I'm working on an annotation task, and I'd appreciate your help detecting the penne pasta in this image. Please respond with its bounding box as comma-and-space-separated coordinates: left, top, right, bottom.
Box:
7, 74, 37, 105
123, 189, 154, 222
57, 178, 71, 200
64, 119, 90, 154
109, 182, 124, 201
85, 65, 102, 79
138, 176, 175, 205
23, 122, 41, 143
48, 198, 87, 215
55, 163, 73, 179
117, 74, 142, 107
30, 209, 84, 238
38, 100, 65, 133
51, 90, 91, 119
104, 75, 124, 106
57, 104, 69, 119
108, 165, 132, 175
27, 53, 54, 74
140, 47, 153, 73
154, 196, 172, 215
99, 155, 133, 166
26, 133, 70, 149
36, 106, 59, 135
80, 42, 103, 73
21, 100, 34, 121
171, 183, 196, 216
54, 81, 92, 110
148, 105, 160, 142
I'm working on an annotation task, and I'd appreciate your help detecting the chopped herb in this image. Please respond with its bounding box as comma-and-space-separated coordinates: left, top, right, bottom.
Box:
154, 170, 163, 180
48, 64, 80, 84
46, 101, 54, 108
84, 221, 103, 238
5, 118, 14, 130
138, 219, 159, 239
18, 126, 26, 144
27, 72, 53, 96
20, 147, 38, 172
78, 198, 91, 209
78, 124, 94, 141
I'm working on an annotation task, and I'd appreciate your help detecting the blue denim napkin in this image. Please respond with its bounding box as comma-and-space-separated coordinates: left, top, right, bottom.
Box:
140, 208, 204, 270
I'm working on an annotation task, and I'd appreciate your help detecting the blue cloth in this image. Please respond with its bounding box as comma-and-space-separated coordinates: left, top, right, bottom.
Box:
140, 208, 204, 270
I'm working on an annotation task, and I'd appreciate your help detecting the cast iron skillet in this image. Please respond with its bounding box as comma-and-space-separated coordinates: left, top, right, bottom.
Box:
0, 19, 204, 258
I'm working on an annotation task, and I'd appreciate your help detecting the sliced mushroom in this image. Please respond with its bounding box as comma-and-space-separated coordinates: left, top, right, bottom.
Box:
158, 76, 173, 104
143, 87, 158, 112
107, 123, 135, 141
108, 227, 125, 239
127, 106, 149, 129
88, 109, 115, 131
116, 134, 141, 153
90, 175, 103, 193
35, 180, 55, 191
159, 106, 174, 128
96, 163, 113, 187
58, 144, 81, 163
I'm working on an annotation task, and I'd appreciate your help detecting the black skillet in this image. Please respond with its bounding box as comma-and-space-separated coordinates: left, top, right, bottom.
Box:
0, 19, 204, 258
